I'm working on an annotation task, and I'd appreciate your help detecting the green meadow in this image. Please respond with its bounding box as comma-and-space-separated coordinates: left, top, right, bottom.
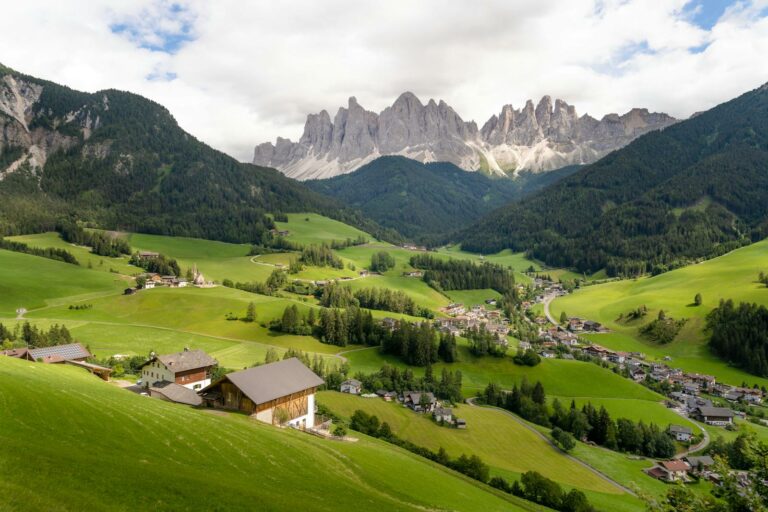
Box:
551, 239, 768, 387
8, 232, 139, 274
317, 391, 647, 510
274, 213, 373, 246
0, 249, 128, 316
0, 357, 537, 512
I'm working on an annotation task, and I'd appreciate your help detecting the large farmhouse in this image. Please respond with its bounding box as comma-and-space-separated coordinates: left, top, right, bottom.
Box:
200, 358, 324, 428
141, 349, 217, 390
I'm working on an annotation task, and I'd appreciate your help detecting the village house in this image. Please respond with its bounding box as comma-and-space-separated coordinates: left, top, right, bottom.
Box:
402, 271, 423, 278
140, 348, 217, 390
138, 251, 159, 259
27, 343, 92, 363
340, 379, 362, 394
693, 406, 735, 426
443, 303, 466, 316
668, 424, 693, 442
649, 460, 690, 482
2, 344, 113, 380
456, 418, 467, 429
403, 391, 437, 413
567, 317, 585, 332
433, 407, 453, 423
200, 358, 324, 428
684, 455, 715, 475
630, 367, 647, 382
376, 390, 397, 401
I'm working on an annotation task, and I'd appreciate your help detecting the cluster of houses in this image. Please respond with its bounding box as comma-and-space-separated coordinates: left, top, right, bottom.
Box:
1, 343, 113, 380
126, 252, 214, 294
435, 303, 510, 346
340, 379, 467, 428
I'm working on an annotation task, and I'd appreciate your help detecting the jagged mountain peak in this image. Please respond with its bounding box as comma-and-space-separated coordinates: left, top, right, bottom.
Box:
253, 92, 677, 180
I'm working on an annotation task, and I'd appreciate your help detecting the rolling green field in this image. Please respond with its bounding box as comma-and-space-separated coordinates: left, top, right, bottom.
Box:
318, 391, 619, 492
343, 343, 666, 406
552, 239, 768, 387
7, 232, 139, 274
0, 249, 128, 316
446, 289, 502, 307
319, 391, 649, 512
274, 213, 373, 246
0, 357, 538, 512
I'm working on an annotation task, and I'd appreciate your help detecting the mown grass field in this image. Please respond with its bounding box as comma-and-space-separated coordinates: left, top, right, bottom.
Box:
319, 391, 619, 492
8, 232, 139, 274
319, 391, 650, 512
274, 213, 373, 246
0, 249, 128, 316
0, 357, 538, 512
551, 239, 768, 387
344, 343, 665, 405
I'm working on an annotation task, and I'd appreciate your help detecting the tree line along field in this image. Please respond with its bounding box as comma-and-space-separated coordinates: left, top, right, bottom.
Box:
317, 391, 652, 512
0, 357, 538, 512
551, 238, 768, 388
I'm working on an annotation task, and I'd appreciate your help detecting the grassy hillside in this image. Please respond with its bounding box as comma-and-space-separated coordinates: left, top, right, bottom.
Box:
274, 213, 373, 246
0, 357, 539, 512
551, 239, 768, 387
305, 156, 522, 240
0, 249, 127, 316
7, 232, 138, 275
319, 392, 619, 491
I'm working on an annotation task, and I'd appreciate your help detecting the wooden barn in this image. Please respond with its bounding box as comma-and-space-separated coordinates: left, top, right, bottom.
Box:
200, 358, 324, 428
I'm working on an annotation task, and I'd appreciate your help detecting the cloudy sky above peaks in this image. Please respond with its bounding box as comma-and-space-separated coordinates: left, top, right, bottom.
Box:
2, 0, 767, 161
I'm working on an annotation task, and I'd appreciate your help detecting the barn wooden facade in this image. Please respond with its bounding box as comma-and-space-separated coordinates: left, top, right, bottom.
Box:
201, 358, 324, 428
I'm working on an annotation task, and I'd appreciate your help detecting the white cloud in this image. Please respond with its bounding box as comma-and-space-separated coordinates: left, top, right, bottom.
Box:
1, 0, 766, 161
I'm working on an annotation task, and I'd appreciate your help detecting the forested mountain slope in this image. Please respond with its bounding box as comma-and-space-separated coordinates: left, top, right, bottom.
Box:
306, 156, 580, 240
460, 82, 768, 276
0, 64, 391, 243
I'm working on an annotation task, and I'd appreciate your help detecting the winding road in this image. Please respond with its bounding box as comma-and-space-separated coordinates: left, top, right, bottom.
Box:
542, 293, 558, 324
466, 397, 638, 496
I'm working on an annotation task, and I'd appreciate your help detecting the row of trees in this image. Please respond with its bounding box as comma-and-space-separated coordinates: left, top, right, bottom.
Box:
0, 321, 74, 349
490, 471, 594, 512
353, 287, 431, 318
350, 364, 464, 402
270, 304, 457, 366
0, 236, 78, 265
409, 254, 515, 294
129, 252, 180, 276
369, 250, 395, 272
381, 321, 457, 366
299, 244, 343, 269
58, 223, 131, 257
481, 379, 675, 458
466, 326, 508, 357
708, 299, 768, 377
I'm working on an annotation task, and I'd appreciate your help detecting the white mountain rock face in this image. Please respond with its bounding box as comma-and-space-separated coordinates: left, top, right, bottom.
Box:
254, 93, 677, 180
0, 74, 99, 179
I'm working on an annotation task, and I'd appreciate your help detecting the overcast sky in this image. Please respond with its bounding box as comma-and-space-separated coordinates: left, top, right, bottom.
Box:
2, 0, 767, 161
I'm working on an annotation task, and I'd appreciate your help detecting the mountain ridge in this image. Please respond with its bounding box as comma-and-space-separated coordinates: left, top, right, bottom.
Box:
458, 81, 768, 276
254, 92, 677, 180
0, 65, 395, 243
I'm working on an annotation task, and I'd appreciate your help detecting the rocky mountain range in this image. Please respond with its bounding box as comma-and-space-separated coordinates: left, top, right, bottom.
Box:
253, 93, 677, 180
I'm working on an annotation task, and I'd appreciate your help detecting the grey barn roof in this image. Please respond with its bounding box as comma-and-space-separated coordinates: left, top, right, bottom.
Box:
150, 382, 203, 406
147, 349, 217, 373
27, 343, 91, 361
218, 358, 324, 405
696, 406, 735, 417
